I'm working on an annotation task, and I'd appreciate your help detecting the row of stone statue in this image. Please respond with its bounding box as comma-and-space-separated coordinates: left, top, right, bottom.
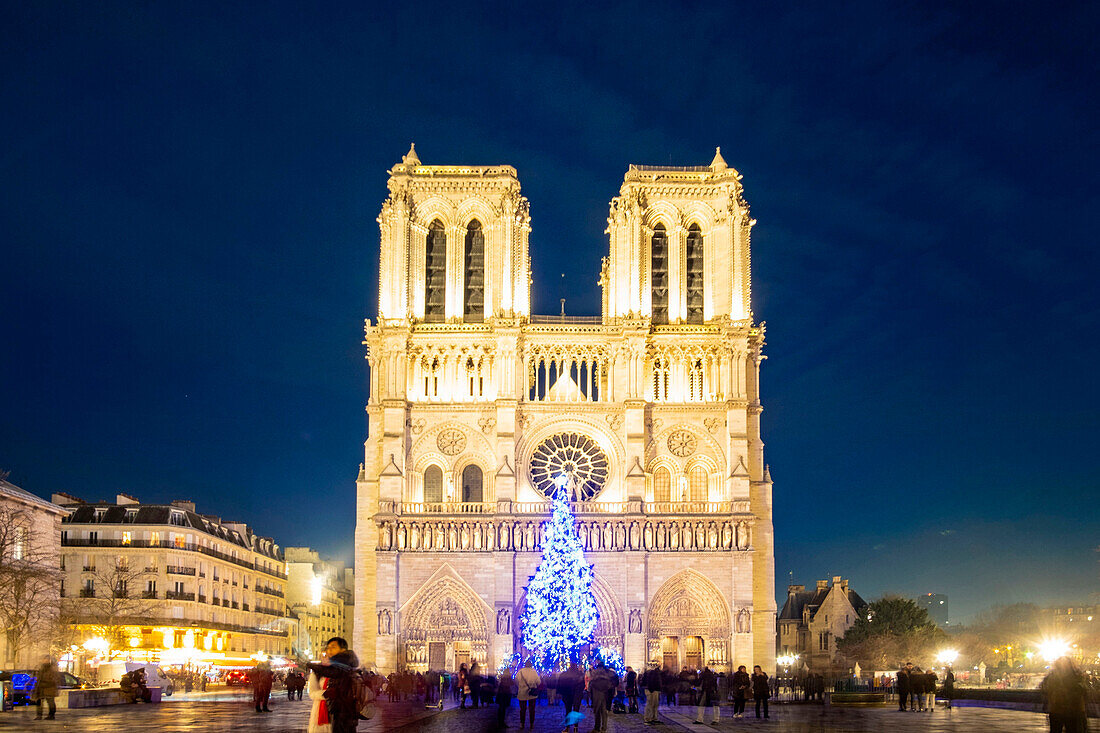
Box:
376, 518, 752, 552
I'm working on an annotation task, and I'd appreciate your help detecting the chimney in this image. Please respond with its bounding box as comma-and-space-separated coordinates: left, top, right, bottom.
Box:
51, 492, 84, 505
787, 584, 804, 596
831, 576, 842, 587
117, 493, 140, 506
171, 500, 197, 513
816, 580, 828, 591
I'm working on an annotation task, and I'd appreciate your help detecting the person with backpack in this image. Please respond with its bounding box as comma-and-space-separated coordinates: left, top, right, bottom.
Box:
308, 636, 361, 733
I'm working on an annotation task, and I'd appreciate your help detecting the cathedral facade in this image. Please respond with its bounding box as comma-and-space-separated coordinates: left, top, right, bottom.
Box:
354, 145, 776, 675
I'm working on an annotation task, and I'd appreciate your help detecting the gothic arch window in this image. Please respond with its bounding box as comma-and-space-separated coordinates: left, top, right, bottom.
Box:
464, 220, 485, 322
651, 223, 669, 325
688, 359, 704, 402
653, 358, 670, 402
653, 466, 672, 503
424, 465, 443, 504
461, 464, 483, 503
425, 220, 446, 322
688, 466, 708, 503
466, 357, 483, 398
685, 223, 704, 323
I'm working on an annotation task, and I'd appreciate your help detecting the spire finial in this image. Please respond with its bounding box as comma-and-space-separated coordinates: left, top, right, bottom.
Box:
710, 146, 727, 171
402, 143, 420, 167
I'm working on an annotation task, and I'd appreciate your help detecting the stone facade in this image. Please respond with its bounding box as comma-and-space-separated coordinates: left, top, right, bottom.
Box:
777, 577, 866, 673
284, 547, 354, 659
0, 479, 65, 669
355, 146, 776, 675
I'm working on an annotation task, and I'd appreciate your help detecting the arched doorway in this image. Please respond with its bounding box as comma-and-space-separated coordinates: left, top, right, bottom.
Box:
401, 576, 489, 672
647, 569, 731, 672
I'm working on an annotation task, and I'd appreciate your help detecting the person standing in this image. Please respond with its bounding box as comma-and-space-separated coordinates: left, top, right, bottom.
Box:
751, 665, 770, 720
515, 658, 542, 730
1040, 657, 1089, 733
924, 668, 937, 711
895, 666, 910, 712
496, 669, 515, 728
252, 657, 274, 713
942, 667, 955, 709
557, 660, 585, 733
910, 666, 925, 711
731, 665, 750, 719
642, 664, 662, 724
587, 661, 614, 733
307, 636, 361, 733
625, 666, 638, 714
458, 663, 469, 708
33, 656, 59, 720
693, 666, 719, 724
469, 662, 482, 709
308, 670, 333, 733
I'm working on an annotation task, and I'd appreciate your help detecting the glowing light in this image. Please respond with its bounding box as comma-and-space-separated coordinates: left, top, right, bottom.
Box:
128, 637, 141, 648
936, 649, 958, 665
162, 629, 174, 649
1038, 638, 1071, 661
311, 576, 324, 606
184, 630, 196, 649
776, 654, 799, 667
82, 637, 109, 654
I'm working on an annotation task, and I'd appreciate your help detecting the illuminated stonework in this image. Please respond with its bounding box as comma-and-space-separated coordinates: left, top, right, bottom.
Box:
355, 146, 776, 675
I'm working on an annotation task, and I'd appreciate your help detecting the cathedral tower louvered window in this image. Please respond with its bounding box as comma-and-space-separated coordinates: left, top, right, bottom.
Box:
653, 358, 670, 401
464, 220, 485, 321
688, 359, 704, 402
651, 223, 669, 324
686, 224, 703, 323
423, 465, 443, 503
425, 220, 446, 322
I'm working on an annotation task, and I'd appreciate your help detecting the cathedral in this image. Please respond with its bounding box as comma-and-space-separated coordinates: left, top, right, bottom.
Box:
354, 145, 776, 675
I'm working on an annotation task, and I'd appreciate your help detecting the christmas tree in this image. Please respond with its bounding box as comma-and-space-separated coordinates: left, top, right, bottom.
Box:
520, 491, 599, 669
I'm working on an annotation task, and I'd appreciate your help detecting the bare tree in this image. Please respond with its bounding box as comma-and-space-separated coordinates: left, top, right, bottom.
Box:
64, 557, 158, 657
0, 503, 62, 666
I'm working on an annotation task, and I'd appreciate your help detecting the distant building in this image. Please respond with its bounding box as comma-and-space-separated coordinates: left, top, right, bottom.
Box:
918, 593, 949, 627
57, 493, 289, 671
777, 576, 866, 673
0, 479, 66, 669
284, 547, 354, 660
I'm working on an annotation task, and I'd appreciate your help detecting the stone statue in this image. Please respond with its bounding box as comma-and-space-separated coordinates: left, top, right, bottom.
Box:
496, 608, 511, 635
628, 609, 643, 634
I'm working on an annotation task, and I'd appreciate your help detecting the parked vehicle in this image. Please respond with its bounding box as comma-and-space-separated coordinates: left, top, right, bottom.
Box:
94, 662, 175, 696
225, 670, 250, 686
0, 669, 92, 706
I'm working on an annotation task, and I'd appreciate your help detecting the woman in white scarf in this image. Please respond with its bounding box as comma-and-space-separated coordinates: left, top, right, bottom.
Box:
307, 670, 332, 733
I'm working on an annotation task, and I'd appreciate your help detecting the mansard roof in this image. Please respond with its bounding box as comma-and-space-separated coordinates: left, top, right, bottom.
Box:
62, 500, 282, 560
778, 581, 867, 623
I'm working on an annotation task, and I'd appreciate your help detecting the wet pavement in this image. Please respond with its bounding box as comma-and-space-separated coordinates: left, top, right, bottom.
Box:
0, 695, 1075, 732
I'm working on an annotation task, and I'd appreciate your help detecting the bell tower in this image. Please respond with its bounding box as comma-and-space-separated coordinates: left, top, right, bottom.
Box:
602, 147, 753, 324
376, 144, 532, 324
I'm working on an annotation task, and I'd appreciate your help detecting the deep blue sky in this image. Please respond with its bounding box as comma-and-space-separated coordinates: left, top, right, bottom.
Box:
2, 2, 1097, 623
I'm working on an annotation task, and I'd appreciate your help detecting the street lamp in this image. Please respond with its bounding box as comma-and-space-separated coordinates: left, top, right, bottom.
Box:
936, 649, 958, 666
1038, 638, 1070, 662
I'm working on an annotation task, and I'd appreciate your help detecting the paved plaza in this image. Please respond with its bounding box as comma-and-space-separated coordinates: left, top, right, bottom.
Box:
0, 692, 1081, 733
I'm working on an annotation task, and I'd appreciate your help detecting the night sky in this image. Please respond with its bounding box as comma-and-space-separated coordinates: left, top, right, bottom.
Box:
3, 2, 1097, 623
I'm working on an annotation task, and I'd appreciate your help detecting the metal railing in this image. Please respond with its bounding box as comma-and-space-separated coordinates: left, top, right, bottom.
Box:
166, 565, 196, 576
141, 590, 158, 599
391, 500, 748, 516
62, 537, 285, 578
166, 591, 195, 601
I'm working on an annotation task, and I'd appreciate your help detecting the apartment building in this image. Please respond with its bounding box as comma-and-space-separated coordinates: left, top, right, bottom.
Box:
57, 493, 290, 668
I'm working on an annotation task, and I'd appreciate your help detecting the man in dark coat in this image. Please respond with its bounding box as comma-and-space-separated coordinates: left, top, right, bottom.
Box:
1040, 657, 1089, 733
896, 666, 910, 711
251, 658, 274, 712
33, 656, 60, 720
557, 661, 585, 733
693, 666, 719, 724
308, 636, 361, 733
642, 664, 663, 723
942, 667, 955, 709
588, 661, 615, 733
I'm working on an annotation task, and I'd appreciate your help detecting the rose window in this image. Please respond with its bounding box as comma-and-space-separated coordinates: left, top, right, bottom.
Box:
529, 432, 609, 501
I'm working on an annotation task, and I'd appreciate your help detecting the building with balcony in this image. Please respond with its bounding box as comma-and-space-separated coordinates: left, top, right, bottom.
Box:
356, 147, 777, 674
56, 493, 290, 669
777, 577, 866, 673
284, 547, 354, 659
0, 478, 66, 669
